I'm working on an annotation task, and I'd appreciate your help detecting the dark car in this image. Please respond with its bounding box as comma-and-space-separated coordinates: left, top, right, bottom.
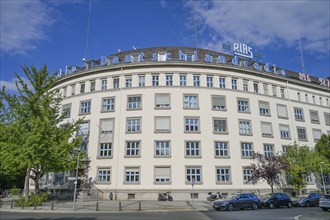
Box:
213, 193, 261, 211
319, 194, 330, 211
292, 193, 321, 207
261, 193, 293, 209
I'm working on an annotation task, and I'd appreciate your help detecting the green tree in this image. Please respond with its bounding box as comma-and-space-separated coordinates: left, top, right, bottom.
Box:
0, 65, 83, 201
315, 134, 330, 164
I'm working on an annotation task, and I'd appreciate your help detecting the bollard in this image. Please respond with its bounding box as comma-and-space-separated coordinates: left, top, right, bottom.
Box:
21, 202, 24, 209
0, 199, 2, 208
139, 202, 141, 211
51, 202, 54, 210
10, 201, 14, 209
119, 201, 122, 211
96, 201, 99, 211
34, 203, 37, 210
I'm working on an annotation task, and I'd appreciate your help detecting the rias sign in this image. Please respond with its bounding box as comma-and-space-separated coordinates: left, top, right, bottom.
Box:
233, 43, 253, 59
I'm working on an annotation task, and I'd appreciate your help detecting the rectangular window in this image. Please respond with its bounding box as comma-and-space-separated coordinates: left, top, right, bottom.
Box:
320, 97, 323, 105
185, 141, 200, 157
310, 110, 320, 123
294, 107, 304, 121
297, 127, 307, 141
212, 95, 226, 110
62, 87, 67, 97
193, 75, 200, 86
152, 75, 159, 86
216, 167, 231, 183
71, 84, 76, 95
155, 116, 171, 132
253, 82, 259, 93
280, 87, 285, 98
312, 129, 322, 142
127, 95, 142, 110
155, 141, 170, 157
125, 76, 132, 88
264, 144, 274, 157
272, 86, 277, 97
99, 119, 113, 157
261, 122, 273, 137
324, 112, 330, 126
184, 95, 199, 109
215, 142, 229, 157
126, 118, 141, 133
80, 83, 85, 93
62, 104, 71, 118
231, 79, 237, 90
185, 117, 200, 132
186, 167, 201, 184
101, 79, 107, 90
166, 75, 173, 86
243, 168, 253, 184
219, 77, 226, 88
90, 80, 96, 92
155, 93, 170, 108
206, 76, 213, 87
213, 118, 227, 133
239, 120, 252, 135
259, 101, 270, 116
279, 124, 290, 139
312, 95, 315, 104
297, 92, 301, 101
277, 104, 288, 119
102, 97, 115, 112
154, 166, 171, 183
113, 78, 119, 89
77, 122, 89, 152
237, 99, 250, 112
282, 145, 288, 154
305, 94, 309, 103
99, 143, 112, 157
80, 100, 91, 114
97, 168, 111, 183
138, 75, 145, 87
243, 80, 248, 91
180, 74, 187, 86
125, 141, 140, 156
241, 142, 253, 157
263, 83, 268, 95
125, 167, 140, 183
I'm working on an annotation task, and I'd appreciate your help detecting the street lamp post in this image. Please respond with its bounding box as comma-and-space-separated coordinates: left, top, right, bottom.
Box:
73, 150, 81, 211
320, 162, 326, 194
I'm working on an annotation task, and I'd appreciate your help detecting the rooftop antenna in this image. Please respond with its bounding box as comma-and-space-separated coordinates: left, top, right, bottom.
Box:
84, 0, 92, 60
194, 0, 198, 49
298, 38, 305, 73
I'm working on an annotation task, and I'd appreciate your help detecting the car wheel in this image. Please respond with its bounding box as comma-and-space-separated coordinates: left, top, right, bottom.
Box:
227, 203, 234, 211
288, 202, 293, 208
321, 208, 328, 211
252, 202, 259, 210
305, 201, 310, 207
268, 202, 275, 209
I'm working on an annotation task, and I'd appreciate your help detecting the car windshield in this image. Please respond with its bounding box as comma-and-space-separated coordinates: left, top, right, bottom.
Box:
225, 194, 239, 200
323, 195, 330, 199
261, 194, 274, 199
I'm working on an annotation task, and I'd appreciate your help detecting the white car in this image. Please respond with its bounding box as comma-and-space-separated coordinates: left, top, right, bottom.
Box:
319, 194, 330, 211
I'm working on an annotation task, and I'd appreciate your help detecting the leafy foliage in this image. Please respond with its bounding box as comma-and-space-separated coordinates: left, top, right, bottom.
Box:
315, 134, 330, 169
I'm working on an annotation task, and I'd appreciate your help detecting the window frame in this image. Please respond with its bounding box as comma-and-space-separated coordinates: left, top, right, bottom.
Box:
101, 97, 115, 112
79, 100, 91, 115
184, 117, 200, 133
154, 140, 171, 157
126, 117, 142, 133
213, 118, 228, 134
216, 166, 231, 184
127, 95, 142, 110
214, 141, 230, 158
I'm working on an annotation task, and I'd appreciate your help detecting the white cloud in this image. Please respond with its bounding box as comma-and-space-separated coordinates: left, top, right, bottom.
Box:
0, 77, 32, 93
186, 0, 330, 53
160, 0, 168, 8
0, 0, 55, 55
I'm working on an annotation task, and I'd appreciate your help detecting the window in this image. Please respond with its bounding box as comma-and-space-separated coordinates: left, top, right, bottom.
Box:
80, 100, 91, 114
216, 167, 231, 183
212, 95, 226, 110
253, 82, 259, 93
166, 75, 173, 86
180, 74, 187, 86
297, 92, 301, 101
259, 101, 270, 116
213, 118, 227, 133
185, 117, 200, 132
282, 145, 288, 154
154, 166, 171, 183
152, 75, 159, 86
237, 99, 249, 112
261, 122, 273, 137
312, 95, 315, 104
325, 112, 330, 126
155, 141, 170, 157
113, 77, 119, 89
215, 142, 229, 157
97, 168, 111, 183
297, 127, 307, 141
305, 94, 309, 103
80, 83, 85, 93
127, 95, 142, 110
138, 75, 145, 87
277, 104, 288, 119
263, 84, 268, 95
125, 141, 140, 156
184, 95, 199, 109
62, 87, 67, 97
219, 77, 226, 88
280, 87, 285, 98
62, 104, 71, 118
327, 99, 329, 107
206, 76, 213, 87
272, 86, 277, 97
279, 124, 290, 139
186, 167, 201, 184
125, 167, 140, 183
126, 118, 141, 133
294, 107, 304, 121
305, 175, 313, 183
90, 80, 95, 92
231, 78, 237, 90
193, 75, 200, 86
243, 168, 253, 184
310, 110, 320, 123
319, 97, 323, 105
102, 97, 115, 112
77, 122, 89, 152
99, 143, 112, 157
243, 80, 248, 91
155, 116, 170, 132
155, 93, 170, 109
185, 141, 200, 157
99, 119, 113, 157
125, 76, 132, 88
241, 142, 253, 157
264, 144, 274, 157
239, 120, 252, 135
71, 84, 76, 95
312, 129, 322, 142
101, 79, 107, 90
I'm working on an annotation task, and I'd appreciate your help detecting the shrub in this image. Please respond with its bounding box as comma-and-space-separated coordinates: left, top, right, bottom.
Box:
14, 193, 49, 207
10, 187, 21, 196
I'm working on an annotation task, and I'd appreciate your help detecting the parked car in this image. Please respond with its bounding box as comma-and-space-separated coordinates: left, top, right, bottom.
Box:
319, 194, 330, 211
261, 193, 293, 209
213, 193, 261, 211
292, 193, 321, 207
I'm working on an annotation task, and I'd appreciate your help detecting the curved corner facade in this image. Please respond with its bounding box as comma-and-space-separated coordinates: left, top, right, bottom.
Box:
52, 47, 330, 200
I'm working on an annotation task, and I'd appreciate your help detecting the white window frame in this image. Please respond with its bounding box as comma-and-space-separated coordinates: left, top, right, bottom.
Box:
213, 118, 228, 134
212, 95, 226, 110
259, 101, 271, 116
239, 120, 252, 135
155, 93, 171, 109
215, 141, 229, 158
206, 76, 213, 87
97, 167, 111, 183
186, 166, 202, 184
166, 74, 173, 86
154, 141, 171, 157
264, 144, 274, 157
102, 97, 115, 112
184, 117, 200, 133
216, 166, 231, 184
237, 99, 250, 113
279, 124, 291, 139
185, 141, 201, 157
126, 117, 141, 133
294, 107, 304, 121
180, 74, 187, 86
219, 77, 226, 88
243, 167, 253, 184
127, 95, 142, 110
101, 79, 107, 90
193, 75, 200, 86
80, 100, 91, 115
152, 75, 159, 86
231, 79, 237, 90
124, 167, 140, 184
125, 141, 140, 157
297, 127, 307, 141
241, 142, 253, 158
138, 75, 145, 87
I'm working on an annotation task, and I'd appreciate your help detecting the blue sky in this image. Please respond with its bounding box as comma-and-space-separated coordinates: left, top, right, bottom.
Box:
1, 0, 329, 91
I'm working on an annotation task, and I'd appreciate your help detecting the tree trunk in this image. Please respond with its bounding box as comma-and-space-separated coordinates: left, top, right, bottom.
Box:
270, 183, 274, 193
24, 168, 31, 202
34, 176, 39, 194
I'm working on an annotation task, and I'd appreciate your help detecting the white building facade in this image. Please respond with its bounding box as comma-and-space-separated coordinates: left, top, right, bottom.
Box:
51, 47, 330, 200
